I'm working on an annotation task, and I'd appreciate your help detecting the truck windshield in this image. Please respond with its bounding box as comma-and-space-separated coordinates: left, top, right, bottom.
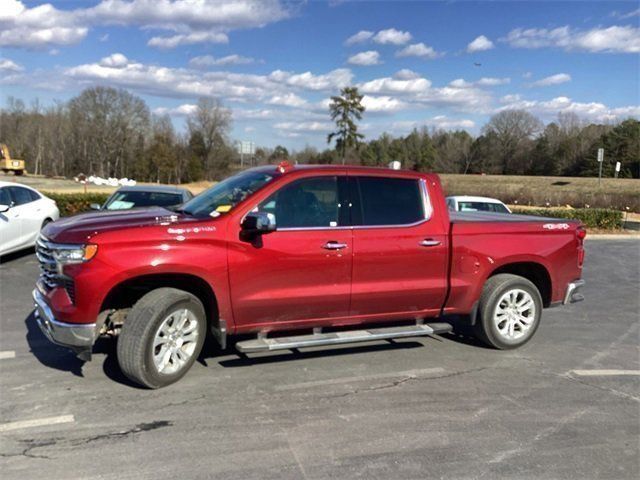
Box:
180, 170, 277, 218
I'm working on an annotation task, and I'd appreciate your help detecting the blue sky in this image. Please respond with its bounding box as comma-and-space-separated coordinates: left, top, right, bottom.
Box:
1, 0, 639, 150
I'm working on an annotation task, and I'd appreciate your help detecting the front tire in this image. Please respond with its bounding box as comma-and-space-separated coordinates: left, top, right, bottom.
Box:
117, 288, 206, 389
475, 274, 542, 350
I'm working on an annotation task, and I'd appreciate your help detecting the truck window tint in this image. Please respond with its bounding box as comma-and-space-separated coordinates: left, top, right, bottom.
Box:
259, 177, 339, 228
7, 186, 34, 206
353, 177, 424, 226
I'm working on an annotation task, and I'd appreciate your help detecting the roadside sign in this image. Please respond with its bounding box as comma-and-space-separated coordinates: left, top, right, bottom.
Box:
597, 148, 604, 185
615, 162, 621, 172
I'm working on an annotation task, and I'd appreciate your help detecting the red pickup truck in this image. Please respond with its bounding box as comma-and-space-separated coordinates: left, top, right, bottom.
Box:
34, 163, 586, 388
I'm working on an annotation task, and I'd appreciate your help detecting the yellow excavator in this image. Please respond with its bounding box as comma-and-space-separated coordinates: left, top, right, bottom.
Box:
1, 144, 25, 175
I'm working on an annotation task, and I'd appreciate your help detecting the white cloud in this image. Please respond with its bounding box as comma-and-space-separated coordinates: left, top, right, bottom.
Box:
611, 8, 640, 19
0, 0, 88, 48
373, 28, 412, 45
0, 57, 24, 72
396, 42, 442, 59
345, 30, 374, 45
274, 121, 333, 132
359, 76, 432, 95
347, 50, 381, 66
361, 95, 408, 113
393, 69, 420, 80
267, 93, 307, 107
189, 54, 255, 68
498, 95, 640, 122
504, 25, 640, 53
64, 55, 352, 104
529, 73, 572, 87
0, 0, 290, 49
153, 104, 197, 116
467, 35, 494, 53
99, 53, 129, 68
148, 31, 229, 48
449, 77, 509, 88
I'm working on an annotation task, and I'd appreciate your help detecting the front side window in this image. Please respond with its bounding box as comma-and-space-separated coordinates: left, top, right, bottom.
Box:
0, 188, 10, 205
258, 176, 341, 229
182, 170, 277, 218
352, 176, 425, 226
7, 186, 34, 206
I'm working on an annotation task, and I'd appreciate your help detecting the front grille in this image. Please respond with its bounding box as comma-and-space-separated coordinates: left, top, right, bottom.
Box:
36, 235, 76, 304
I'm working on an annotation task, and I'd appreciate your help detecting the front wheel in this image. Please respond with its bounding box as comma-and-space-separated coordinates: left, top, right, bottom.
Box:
475, 274, 542, 349
117, 288, 206, 388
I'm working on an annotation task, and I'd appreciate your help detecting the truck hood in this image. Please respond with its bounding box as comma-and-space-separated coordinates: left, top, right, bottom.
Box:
42, 207, 200, 244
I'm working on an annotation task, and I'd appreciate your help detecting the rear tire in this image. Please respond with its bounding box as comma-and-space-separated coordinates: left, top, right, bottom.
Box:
474, 274, 542, 350
117, 288, 206, 389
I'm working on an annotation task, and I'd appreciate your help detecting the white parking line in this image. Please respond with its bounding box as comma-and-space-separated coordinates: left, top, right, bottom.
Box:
570, 369, 640, 377
0, 351, 16, 360
275, 367, 445, 391
0, 414, 75, 433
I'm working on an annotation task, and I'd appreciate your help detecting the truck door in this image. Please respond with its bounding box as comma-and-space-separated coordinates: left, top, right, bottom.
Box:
349, 175, 448, 319
228, 174, 353, 330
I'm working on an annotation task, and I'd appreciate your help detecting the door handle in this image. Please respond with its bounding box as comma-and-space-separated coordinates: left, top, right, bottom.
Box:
419, 239, 441, 247
323, 241, 348, 250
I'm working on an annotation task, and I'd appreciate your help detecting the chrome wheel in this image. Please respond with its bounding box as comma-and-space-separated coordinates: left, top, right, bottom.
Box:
493, 289, 536, 341
152, 308, 200, 375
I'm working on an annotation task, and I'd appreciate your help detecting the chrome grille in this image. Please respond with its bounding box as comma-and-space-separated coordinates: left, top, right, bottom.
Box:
36, 235, 76, 304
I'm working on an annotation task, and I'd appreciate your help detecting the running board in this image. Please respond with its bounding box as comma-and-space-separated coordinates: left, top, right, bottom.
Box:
235, 323, 452, 354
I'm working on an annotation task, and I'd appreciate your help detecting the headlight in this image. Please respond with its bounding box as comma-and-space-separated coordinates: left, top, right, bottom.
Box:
52, 244, 98, 265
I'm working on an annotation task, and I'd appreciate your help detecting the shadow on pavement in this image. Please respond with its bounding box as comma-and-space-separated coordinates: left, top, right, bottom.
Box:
24, 310, 85, 377
0, 247, 35, 265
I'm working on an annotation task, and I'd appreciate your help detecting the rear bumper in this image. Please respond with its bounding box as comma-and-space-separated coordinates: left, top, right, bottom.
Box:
563, 279, 585, 305
32, 289, 96, 359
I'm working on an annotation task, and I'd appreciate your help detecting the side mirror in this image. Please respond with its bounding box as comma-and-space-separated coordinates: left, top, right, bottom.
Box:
0, 204, 10, 213
241, 212, 276, 235
90, 203, 102, 210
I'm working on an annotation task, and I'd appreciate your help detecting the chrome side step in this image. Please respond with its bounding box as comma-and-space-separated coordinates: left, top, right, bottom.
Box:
235, 323, 452, 354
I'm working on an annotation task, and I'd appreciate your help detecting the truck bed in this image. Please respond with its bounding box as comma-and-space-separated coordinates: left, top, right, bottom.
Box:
450, 211, 573, 224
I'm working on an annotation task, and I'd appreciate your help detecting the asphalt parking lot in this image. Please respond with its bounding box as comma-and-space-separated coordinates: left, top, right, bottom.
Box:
1, 239, 638, 480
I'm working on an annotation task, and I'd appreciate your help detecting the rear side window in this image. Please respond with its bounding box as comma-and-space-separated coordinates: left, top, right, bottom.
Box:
28, 189, 41, 201
7, 186, 35, 206
352, 176, 425, 226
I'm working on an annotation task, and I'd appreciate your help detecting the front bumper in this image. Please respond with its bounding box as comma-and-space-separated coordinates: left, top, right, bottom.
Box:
32, 289, 96, 360
563, 279, 585, 305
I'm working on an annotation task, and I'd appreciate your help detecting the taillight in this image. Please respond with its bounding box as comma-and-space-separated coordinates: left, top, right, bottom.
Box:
576, 226, 586, 267
576, 226, 587, 241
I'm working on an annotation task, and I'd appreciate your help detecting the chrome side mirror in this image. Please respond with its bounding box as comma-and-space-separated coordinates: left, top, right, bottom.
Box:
90, 203, 102, 210
241, 212, 276, 234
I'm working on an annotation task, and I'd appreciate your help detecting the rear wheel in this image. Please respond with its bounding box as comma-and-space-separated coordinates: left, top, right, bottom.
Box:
474, 274, 542, 349
117, 288, 206, 388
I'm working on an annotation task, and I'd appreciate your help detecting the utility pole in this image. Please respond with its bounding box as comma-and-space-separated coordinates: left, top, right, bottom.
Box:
597, 148, 604, 186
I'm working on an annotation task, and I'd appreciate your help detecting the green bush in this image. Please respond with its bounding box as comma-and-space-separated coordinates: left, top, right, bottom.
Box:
44, 192, 110, 217
511, 208, 624, 230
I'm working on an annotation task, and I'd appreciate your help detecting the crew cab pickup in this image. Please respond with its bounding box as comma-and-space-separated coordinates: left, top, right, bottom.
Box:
34, 163, 586, 388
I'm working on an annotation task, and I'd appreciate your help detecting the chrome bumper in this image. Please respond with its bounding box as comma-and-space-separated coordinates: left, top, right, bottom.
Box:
563, 279, 586, 305
32, 289, 96, 352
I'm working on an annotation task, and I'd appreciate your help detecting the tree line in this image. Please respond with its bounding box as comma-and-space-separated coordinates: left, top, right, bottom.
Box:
1, 86, 638, 182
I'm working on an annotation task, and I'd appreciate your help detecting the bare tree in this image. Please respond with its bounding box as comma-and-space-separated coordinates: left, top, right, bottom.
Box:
483, 109, 543, 174
186, 98, 232, 178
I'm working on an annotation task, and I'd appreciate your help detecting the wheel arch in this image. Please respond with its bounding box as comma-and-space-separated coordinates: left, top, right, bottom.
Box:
487, 261, 552, 307
100, 273, 220, 330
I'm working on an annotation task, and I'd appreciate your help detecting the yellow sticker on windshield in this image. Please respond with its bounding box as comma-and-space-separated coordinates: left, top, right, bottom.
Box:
215, 205, 232, 213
